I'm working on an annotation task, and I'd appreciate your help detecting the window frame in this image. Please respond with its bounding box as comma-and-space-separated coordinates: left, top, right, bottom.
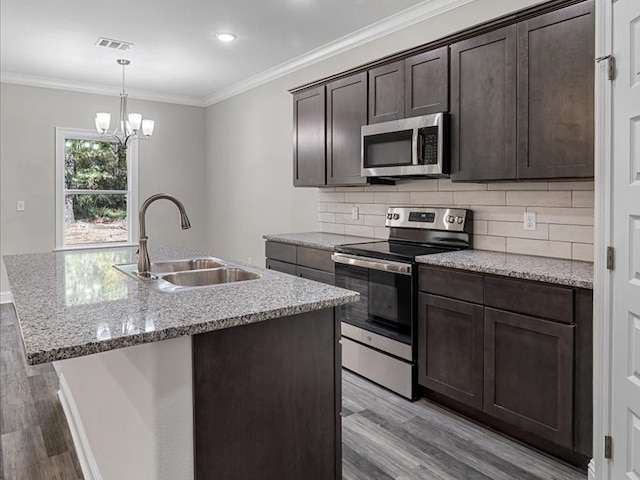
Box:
55, 127, 139, 251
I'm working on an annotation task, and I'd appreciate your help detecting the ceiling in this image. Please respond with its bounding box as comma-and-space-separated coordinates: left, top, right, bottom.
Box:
0, 0, 436, 105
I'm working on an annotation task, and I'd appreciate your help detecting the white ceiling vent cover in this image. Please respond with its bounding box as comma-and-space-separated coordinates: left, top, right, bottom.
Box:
95, 37, 133, 51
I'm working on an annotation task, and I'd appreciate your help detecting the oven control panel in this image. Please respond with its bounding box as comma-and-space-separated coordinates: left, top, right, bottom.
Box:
385, 206, 470, 232
408, 211, 436, 223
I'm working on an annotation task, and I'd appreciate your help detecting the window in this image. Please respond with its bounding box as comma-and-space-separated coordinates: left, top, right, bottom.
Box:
55, 128, 138, 249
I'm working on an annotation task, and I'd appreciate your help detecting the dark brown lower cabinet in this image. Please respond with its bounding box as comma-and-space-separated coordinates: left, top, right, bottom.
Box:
484, 307, 575, 448
265, 241, 335, 285
297, 265, 335, 285
417, 293, 484, 410
266, 258, 297, 276
418, 265, 592, 467
193, 308, 341, 480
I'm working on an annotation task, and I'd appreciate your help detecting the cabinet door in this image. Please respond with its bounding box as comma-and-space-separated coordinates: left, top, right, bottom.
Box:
266, 259, 297, 276
484, 307, 574, 448
517, 1, 594, 179
326, 73, 368, 186
368, 61, 404, 124
293, 86, 326, 186
418, 293, 484, 410
405, 47, 449, 118
296, 265, 335, 286
450, 27, 517, 181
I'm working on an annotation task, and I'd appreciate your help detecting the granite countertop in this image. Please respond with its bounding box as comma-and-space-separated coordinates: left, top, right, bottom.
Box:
3, 246, 358, 365
416, 250, 593, 289
263, 232, 377, 251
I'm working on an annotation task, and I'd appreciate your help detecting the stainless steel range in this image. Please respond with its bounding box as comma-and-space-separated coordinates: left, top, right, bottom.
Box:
332, 206, 472, 399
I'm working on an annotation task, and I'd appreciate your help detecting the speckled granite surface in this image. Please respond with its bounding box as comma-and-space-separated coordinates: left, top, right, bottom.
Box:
263, 232, 377, 251
3, 246, 358, 365
416, 250, 593, 289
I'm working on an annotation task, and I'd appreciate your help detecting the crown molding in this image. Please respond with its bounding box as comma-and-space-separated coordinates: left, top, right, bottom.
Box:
202, 0, 476, 106
0, 71, 206, 107
2, 0, 475, 108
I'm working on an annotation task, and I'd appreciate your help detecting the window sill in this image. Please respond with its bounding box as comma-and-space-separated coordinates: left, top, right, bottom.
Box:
53, 243, 139, 252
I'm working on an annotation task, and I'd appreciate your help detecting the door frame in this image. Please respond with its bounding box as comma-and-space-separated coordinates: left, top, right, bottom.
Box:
592, 0, 613, 478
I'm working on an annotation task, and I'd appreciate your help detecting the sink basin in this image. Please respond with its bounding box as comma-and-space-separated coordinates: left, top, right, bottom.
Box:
160, 268, 262, 287
114, 257, 268, 292
150, 258, 225, 273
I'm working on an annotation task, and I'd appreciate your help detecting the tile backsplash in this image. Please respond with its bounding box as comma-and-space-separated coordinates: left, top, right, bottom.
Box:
318, 179, 594, 262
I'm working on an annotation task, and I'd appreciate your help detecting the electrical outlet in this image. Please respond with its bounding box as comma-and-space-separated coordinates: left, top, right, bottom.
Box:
247, 257, 253, 265
524, 212, 536, 231
351, 206, 359, 220
16, 200, 25, 212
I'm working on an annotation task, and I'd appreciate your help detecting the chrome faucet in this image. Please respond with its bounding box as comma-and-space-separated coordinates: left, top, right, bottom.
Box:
137, 193, 191, 278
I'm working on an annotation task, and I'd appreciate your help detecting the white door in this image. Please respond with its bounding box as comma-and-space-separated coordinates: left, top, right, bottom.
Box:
610, 0, 640, 478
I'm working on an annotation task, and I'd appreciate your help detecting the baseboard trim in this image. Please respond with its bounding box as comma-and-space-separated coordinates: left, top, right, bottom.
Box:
588, 459, 596, 480
57, 372, 103, 480
0, 291, 13, 304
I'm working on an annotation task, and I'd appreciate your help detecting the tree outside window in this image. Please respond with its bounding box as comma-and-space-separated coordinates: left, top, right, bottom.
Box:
55, 128, 138, 249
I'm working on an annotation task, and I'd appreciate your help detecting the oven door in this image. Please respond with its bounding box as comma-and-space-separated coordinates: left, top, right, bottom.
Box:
332, 253, 413, 346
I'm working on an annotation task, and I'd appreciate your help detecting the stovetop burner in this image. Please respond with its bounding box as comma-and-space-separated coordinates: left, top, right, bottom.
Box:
334, 206, 472, 263
334, 241, 453, 263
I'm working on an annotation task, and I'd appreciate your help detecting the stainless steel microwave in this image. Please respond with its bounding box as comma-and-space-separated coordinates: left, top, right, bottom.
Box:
361, 113, 450, 178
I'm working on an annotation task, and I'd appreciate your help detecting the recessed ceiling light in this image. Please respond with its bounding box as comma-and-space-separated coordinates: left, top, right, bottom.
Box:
216, 33, 236, 42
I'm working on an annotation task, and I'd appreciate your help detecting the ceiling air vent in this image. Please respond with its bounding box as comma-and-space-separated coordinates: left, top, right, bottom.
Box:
95, 37, 133, 51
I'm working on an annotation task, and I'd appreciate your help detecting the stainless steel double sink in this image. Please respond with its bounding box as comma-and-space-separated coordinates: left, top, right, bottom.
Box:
114, 257, 263, 292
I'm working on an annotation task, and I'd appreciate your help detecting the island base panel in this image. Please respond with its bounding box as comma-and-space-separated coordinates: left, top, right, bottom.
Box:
193, 308, 341, 480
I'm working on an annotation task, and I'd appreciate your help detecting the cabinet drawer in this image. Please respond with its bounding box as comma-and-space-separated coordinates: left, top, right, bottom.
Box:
265, 241, 297, 264
296, 266, 335, 286
297, 246, 334, 273
419, 266, 483, 304
265, 259, 297, 276
484, 276, 573, 323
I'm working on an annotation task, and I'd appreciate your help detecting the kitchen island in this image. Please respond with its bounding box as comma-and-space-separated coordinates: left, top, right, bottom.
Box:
3, 246, 358, 480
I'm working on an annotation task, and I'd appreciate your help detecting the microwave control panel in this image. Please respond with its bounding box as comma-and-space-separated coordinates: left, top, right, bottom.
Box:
420, 126, 439, 165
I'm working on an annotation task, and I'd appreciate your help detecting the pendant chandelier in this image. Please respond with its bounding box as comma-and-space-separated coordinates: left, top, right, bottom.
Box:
94, 59, 154, 150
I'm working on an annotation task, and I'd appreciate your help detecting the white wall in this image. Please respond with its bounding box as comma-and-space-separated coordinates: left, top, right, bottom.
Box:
203, 0, 550, 264
55, 336, 193, 480
0, 83, 207, 292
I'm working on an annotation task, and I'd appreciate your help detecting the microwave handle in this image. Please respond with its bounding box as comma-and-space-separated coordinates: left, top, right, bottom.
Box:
417, 129, 425, 165
411, 127, 420, 166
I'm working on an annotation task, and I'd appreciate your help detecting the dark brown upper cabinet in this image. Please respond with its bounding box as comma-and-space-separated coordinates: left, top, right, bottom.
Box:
291, 0, 594, 186
368, 61, 404, 124
293, 86, 326, 186
450, 26, 518, 182
368, 49, 449, 125
327, 73, 368, 185
451, 0, 594, 182
517, 1, 595, 179
405, 47, 449, 118
293, 72, 367, 187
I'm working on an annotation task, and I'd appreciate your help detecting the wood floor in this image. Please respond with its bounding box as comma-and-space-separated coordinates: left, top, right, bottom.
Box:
0, 304, 82, 480
0, 303, 585, 480
342, 371, 585, 480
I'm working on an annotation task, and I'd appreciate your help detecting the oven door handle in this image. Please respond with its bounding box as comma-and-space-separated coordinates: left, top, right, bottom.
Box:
331, 253, 412, 275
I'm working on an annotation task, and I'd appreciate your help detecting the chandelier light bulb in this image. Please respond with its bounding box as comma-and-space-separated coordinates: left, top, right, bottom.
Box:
95, 112, 111, 134
128, 113, 142, 132
141, 119, 155, 137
